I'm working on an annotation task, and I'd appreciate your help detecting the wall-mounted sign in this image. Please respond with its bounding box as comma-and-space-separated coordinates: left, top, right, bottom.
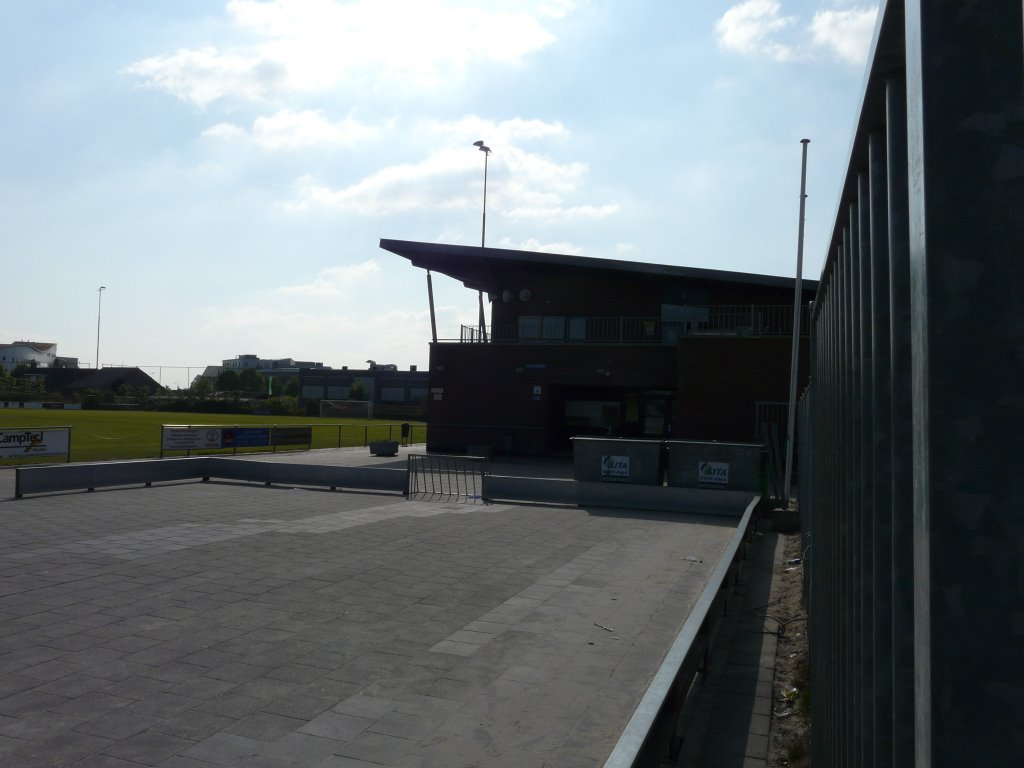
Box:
601, 454, 630, 482
698, 461, 730, 488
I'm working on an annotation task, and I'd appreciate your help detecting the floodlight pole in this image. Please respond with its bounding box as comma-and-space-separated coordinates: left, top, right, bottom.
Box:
473, 140, 491, 247
473, 140, 492, 341
783, 139, 810, 504
95, 286, 106, 371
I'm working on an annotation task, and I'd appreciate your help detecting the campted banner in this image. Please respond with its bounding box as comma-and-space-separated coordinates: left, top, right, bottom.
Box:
0, 428, 70, 459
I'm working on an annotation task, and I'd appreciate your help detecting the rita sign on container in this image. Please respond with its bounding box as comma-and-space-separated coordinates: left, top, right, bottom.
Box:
697, 461, 730, 488
601, 455, 630, 482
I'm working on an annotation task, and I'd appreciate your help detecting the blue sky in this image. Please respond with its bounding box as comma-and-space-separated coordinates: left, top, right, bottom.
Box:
2, 0, 877, 389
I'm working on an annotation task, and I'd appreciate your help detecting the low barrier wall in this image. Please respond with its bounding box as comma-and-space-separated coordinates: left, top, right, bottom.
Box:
603, 495, 759, 767
14, 457, 406, 498
665, 440, 763, 492
482, 475, 577, 505
571, 437, 663, 485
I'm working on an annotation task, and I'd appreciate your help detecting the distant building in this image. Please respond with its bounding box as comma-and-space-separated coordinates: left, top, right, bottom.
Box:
0, 341, 58, 372
221, 354, 325, 373
196, 354, 328, 386
298, 365, 428, 418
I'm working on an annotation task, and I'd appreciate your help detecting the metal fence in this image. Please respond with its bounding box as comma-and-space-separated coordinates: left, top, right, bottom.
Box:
801, 3, 1022, 766
406, 453, 486, 502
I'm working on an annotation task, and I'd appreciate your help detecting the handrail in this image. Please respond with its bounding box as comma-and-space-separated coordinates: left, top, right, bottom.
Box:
603, 495, 759, 767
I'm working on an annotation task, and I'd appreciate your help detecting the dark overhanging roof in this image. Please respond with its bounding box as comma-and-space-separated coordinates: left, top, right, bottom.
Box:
379, 238, 818, 294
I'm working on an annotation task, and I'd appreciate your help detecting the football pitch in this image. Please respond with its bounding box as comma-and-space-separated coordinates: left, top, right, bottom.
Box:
0, 409, 425, 464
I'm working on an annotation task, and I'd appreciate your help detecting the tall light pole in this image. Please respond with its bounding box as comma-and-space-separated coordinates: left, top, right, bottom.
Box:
472, 140, 491, 247
472, 141, 492, 342
95, 286, 106, 371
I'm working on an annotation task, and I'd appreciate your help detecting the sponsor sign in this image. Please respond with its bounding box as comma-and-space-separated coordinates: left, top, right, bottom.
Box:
600, 454, 630, 482
698, 461, 730, 488
0, 428, 70, 459
271, 426, 313, 446
162, 427, 223, 451
222, 428, 271, 448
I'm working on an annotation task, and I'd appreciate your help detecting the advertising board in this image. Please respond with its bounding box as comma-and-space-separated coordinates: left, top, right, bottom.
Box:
222, 428, 271, 448
161, 427, 223, 451
0, 428, 70, 459
600, 454, 630, 482
697, 461, 730, 488
271, 426, 313, 446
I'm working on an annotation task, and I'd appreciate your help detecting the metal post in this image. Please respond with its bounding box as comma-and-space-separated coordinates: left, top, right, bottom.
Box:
426, 271, 438, 343
783, 139, 809, 502
95, 286, 106, 371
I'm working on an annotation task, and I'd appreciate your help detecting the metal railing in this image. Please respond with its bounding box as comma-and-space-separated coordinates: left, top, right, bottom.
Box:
457, 305, 809, 344
406, 453, 487, 502
801, 3, 1022, 767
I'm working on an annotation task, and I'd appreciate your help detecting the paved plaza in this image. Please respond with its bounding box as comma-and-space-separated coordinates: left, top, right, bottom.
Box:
0, 457, 738, 767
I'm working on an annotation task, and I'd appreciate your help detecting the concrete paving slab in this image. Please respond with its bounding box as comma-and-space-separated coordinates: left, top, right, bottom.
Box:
0, 456, 740, 766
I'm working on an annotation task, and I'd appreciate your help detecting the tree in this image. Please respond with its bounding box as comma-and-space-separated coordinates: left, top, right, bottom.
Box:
348, 382, 368, 401
192, 377, 213, 398
216, 369, 242, 392
239, 368, 265, 395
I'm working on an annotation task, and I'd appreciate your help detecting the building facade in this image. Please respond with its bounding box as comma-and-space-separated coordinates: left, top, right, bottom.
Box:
381, 239, 815, 455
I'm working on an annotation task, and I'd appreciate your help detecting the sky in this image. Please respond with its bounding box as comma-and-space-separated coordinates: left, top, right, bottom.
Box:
1, 0, 878, 389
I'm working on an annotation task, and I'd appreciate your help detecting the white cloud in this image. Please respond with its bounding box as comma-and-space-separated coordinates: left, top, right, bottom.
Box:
502, 237, 585, 255
504, 203, 621, 221
715, 2, 877, 66
202, 122, 246, 141
125, 0, 567, 107
278, 259, 381, 296
198, 301, 466, 366
284, 147, 472, 215
203, 109, 380, 150
715, 0, 796, 62
810, 7, 878, 65
123, 46, 285, 108
282, 116, 618, 222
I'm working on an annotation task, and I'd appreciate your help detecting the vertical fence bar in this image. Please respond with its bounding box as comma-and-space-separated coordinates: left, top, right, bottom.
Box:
885, 71, 915, 768
868, 127, 894, 768
857, 170, 875, 765
906, 3, 1024, 764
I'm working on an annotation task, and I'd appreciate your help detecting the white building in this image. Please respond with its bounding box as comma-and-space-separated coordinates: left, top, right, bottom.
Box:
0, 341, 58, 372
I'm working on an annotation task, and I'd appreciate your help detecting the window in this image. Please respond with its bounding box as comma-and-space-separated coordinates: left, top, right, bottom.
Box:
518, 316, 541, 340
542, 316, 565, 340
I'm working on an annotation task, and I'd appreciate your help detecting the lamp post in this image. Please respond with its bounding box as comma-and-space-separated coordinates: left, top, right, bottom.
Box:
95, 286, 106, 371
472, 140, 491, 247
472, 141, 492, 341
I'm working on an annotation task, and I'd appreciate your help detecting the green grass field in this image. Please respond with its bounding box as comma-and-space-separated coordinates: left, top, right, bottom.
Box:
0, 410, 426, 464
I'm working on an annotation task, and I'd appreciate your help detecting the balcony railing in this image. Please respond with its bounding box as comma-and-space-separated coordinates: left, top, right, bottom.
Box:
456, 305, 809, 344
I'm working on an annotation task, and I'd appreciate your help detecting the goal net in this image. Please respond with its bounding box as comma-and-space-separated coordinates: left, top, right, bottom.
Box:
319, 399, 371, 419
